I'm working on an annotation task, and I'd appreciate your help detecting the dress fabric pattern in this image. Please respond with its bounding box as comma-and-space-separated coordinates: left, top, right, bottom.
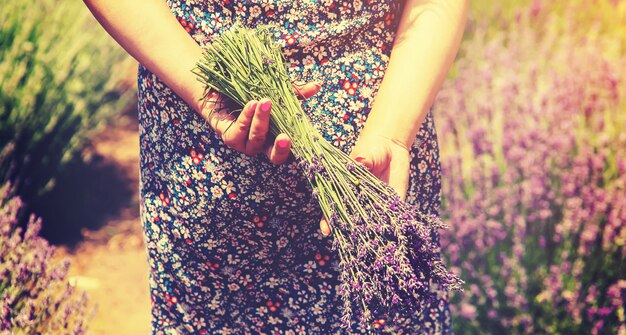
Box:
138, 1, 451, 334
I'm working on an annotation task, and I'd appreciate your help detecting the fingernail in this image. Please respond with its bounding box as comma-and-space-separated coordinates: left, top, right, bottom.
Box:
249, 101, 258, 111
355, 157, 366, 164
261, 99, 272, 113
277, 139, 290, 149
313, 82, 322, 89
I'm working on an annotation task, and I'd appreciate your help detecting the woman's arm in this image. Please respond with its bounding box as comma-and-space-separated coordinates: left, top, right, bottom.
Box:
83, 0, 206, 112
83, 0, 320, 163
361, 0, 469, 147
321, 0, 469, 235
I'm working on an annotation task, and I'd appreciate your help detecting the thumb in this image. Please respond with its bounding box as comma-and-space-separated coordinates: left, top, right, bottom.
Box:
351, 148, 392, 182
293, 82, 322, 100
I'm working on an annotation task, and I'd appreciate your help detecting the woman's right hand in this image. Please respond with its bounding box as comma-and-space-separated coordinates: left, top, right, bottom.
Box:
200, 82, 320, 164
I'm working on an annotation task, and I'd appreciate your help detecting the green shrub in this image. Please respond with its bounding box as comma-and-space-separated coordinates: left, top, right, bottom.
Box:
0, 0, 135, 203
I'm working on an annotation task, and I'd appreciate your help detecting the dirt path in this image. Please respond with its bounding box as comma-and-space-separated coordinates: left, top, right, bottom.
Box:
57, 112, 152, 335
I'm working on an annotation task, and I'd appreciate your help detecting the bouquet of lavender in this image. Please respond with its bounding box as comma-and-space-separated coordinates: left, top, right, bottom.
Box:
194, 23, 462, 328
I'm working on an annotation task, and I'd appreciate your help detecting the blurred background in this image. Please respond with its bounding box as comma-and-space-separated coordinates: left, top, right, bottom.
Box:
1, 0, 624, 334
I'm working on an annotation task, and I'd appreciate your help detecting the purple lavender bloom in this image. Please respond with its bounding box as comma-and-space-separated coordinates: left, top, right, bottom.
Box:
0, 184, 91, 334
433, 2, 626, 333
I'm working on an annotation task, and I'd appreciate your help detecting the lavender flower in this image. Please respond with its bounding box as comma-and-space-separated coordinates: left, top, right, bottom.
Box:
0, 184, 92, 334
435, 1, 626, 334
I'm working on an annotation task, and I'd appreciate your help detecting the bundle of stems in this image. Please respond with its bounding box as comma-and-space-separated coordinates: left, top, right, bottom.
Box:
194, 23, 462, 328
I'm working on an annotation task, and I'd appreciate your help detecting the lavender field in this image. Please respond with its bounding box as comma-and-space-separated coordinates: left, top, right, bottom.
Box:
2, 0, 625, 334
435, 1, 626, 334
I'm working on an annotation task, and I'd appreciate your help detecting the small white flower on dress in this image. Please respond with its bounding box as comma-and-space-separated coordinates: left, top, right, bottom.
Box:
303, 260, 317, 273
267, 277, 280, 288
210, 185, 224, 198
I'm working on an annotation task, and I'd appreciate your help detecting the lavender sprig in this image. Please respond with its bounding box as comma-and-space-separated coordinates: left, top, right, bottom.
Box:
193, 23, 463, 328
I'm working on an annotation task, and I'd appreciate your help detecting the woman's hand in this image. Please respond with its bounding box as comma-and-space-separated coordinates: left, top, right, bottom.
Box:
319, 134, 411, 236
316, 0, 468, 235
200, 82, 320, 164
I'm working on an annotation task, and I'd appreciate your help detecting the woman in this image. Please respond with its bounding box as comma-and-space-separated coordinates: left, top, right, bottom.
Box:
84, 0, 467, 333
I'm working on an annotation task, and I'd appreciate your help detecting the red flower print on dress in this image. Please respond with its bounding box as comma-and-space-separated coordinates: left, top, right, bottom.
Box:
158, 192, 170, 206
314, 253, 330, 267
342, 80, 358, 96
177, 17, 195, 33
190, 149, 204, 165
384, 12, 394, 26
266, 300, 281, 313
253, 215, 268, 228
372, 318, 386, 329
206, 260, 220, 271
282, 32, 300, 46
342, 73, 361, 96
165, 293, 178, 305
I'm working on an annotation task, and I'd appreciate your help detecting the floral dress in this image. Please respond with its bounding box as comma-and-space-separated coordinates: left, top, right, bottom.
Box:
138, 0, 451, 334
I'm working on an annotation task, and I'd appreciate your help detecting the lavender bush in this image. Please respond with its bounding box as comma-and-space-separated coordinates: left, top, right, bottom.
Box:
0, 184, 91, 334
435, 1, 626, 334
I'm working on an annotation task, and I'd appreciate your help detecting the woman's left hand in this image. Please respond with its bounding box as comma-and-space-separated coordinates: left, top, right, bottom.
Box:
319, 134, 411, 236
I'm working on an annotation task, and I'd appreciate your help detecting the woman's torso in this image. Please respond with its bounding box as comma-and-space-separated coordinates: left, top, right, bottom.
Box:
137, 1, 450, 333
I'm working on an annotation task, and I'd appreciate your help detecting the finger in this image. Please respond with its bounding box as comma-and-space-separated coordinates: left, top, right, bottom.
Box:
266, 133, 292, 165
391, 182, 408, 201
223, 100, 257, 149
320, 216, 331, 236
360, 155, 392, 191
246, 99, 272, 154
354, 156, 372, 170
388, 163, 410, 201
211, 112, 237, 139
383, 166, 406, 200
353, 147, 391, 178
198, 90, 222, 118
293, 82, 322, 100
202, 94, 232, 136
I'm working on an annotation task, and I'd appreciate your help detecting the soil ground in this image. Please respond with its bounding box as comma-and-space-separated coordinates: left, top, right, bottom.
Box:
55, 109, 152, 335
